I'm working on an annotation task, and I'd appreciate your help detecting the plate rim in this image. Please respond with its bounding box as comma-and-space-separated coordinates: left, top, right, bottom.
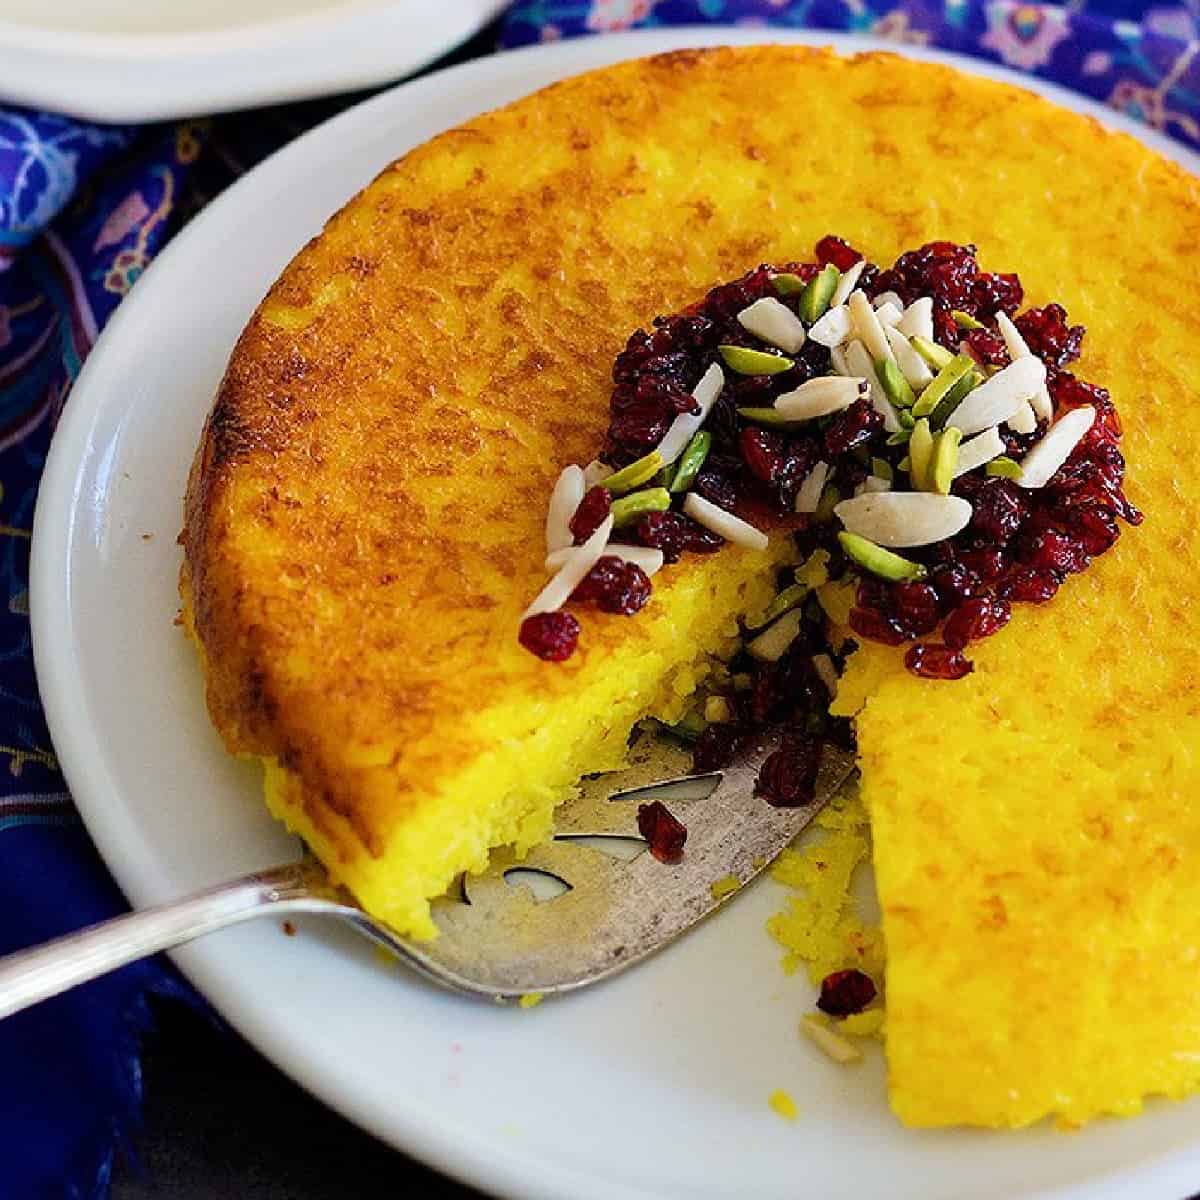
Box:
29, 26, 1200, 1200
0, 0, 507, 121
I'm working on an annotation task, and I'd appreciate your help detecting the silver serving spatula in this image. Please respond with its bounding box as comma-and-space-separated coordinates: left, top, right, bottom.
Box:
0, 730, 853, 1018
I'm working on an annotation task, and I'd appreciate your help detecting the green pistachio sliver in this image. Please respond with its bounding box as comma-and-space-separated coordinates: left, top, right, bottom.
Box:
929, 369, 983, 430
719, 344, 795, 376
610, 486, 671, 528
814, 483, 841, 524
930, 427, 962, 495
908, 417, 935, 491
897, 455, 912, 472
897, 408, 916, 430
911, 336, 956, 371
604, 451, 665, 495
953, 310, 986, 331
737, 406, 797, 428
798, 263, 840, 324
870, 457, 894, 482
772, 272, 807, 296
886, 429, 912, 446
877, 356, 916, 409
911, 352, 974, 418
986, 456, 1025, 481
651, 466, 674, 489
669, 430, 712, 494
838, 531, 927, 582
671, 710, 708, 741
745, 582, 810, 631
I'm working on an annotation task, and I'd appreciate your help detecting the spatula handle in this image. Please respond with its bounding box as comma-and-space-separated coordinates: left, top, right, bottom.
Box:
0, 861, 326, 1020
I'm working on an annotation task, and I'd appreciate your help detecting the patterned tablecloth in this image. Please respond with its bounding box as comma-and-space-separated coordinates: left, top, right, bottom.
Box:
1, 3, 1196, 1195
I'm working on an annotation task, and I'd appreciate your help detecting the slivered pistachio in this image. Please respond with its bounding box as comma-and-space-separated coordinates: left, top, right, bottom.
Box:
897, 408, 916, 430
737, 406, 797, 428
952, 309, 986, 331
670, 710, 708, 741
603, 451, 664, 495
610, 486, 671, 528
897, 455, 912, 472
886, 429, 912, 446
986, 455, 1025, 480
745, 582, 810, 631
798, 263, 840, 324
837, 531, 927, 582
929, 369, 983, 430
669, 431, 712, 494
911, 353, 974, 418
772, 272, 807, 296
719, 344, 795, 375
908, 417, 935, 491
930, 427, 962, 495
877, 356, 916, 409
871, 457, 894, 482
911, 336, 955, 371
814, 483, 841, 524
651, 466, 674, 489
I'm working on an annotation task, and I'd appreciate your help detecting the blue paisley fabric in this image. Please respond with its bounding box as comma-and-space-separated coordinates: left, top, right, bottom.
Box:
0, 3, 1196, 1196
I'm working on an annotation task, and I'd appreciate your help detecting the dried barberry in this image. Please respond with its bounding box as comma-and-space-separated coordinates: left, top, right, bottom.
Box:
519, 612, 580, 662
756, 737, 823, 808
637, 800, 687, 864
905, 642, 974, 680
569, 485, 612, 544
572, 556, 652, 615
817, 969, 878, 1017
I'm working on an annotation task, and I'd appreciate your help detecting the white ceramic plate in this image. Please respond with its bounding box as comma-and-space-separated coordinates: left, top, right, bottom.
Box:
31, 27, 1200, 1200
0, 0, 505, 121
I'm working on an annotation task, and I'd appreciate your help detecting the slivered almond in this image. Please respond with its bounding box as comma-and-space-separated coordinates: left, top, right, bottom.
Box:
807, 304, 852, 348
874, 300, 903, 328
1007, 399, 1038, 434
774, 376, 865, 421
737, 297, 807, 354
884, 324, 934, 391
952, 427, 1006, 478
845, 340, 901, 433
545, 464, 585, 553
794, 460, 830, 513
811, 653, 839, 698
834, 491, 972, 547
524, 516, 614, 617
654, 362, 725, 465
829, 344, 851, 376
1017, 405, 1096, 488
874, 291, 904, 312
683, 492, 769, 550
829, 259, 865, 308
582, 459, 613, 489
945, 356, 1046, 436
895, 296, 934, 342
848, 291, 893, 364
996, 311, 1053, 422
801, 1015, 862, 1064
855, 476, 891, 496
747, 609, 804, 662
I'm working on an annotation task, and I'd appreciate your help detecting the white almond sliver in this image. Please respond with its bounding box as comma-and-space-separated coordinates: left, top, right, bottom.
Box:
545, 464, 586, 553
582, 459, 613, 489
654, 362, 725, 465
545, 542, 664, 577
794, 460, 830, 513
683, 492, 769, 551
829, 344, 851, 376
811, 653, 839, 699
737, 297, 807, 354
834, 491, 973, 547
774, 376, 865, 421
845, 340, 901, 434
1006, 399, 1038, 434
874, 300, 903, 328
848, 291, 894, 364
829, 259, 866, 308
807, 304, 852, 348
884, 325, 934, 391
801, 1015, 863, 1064
855, 476, 891, 496
952, 427, 1006, 478
996, 311, 1053, 422
1018, 405, 1096, 489
747, 609, 804, 663
895, 296, 934, 342
874, 291, 904, 313
946, 356, 1046, 437
524, 516, 614, 618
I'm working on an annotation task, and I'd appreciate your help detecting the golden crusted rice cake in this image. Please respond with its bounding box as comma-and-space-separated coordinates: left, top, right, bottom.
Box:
181, 46, 1200, 1128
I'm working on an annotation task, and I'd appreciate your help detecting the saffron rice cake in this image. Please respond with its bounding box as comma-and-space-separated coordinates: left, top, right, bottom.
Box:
181, 47, 1200, 1128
